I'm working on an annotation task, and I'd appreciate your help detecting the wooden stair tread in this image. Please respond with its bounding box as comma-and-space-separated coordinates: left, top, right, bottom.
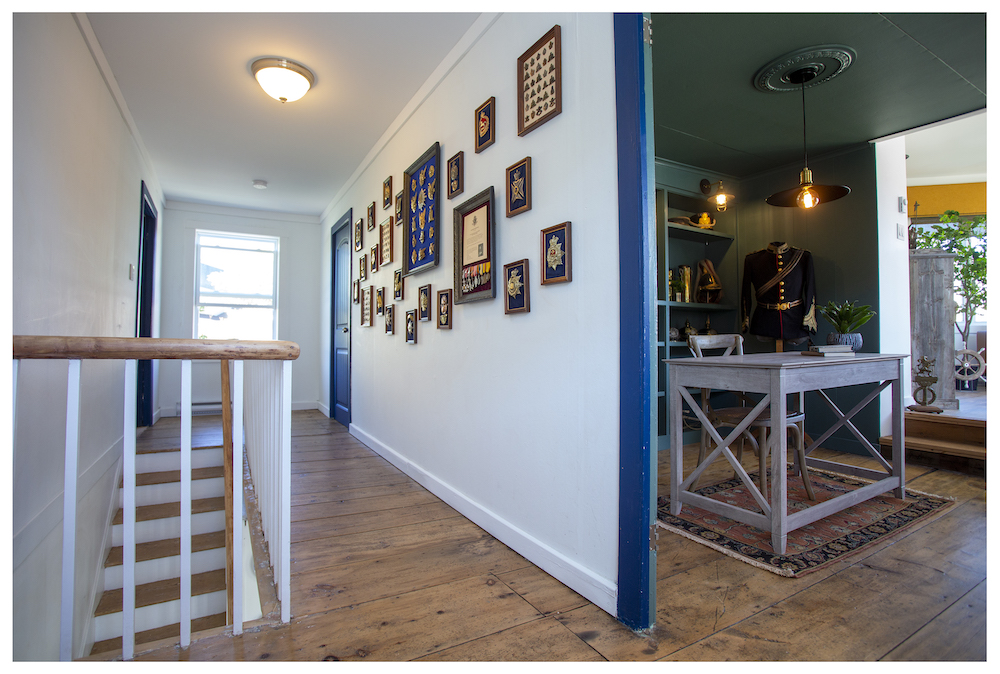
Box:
136, 444, 224, 455
903, 411, 986, 428
120, 465, 224, 487
112, 496, 225, 525
879, 435, 986, 460
104, 530, 226, 567
88, 612, 227, 655
95, 569, 227, 616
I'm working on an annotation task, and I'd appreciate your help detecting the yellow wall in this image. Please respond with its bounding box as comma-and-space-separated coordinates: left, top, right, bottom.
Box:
907, 182, 986, 218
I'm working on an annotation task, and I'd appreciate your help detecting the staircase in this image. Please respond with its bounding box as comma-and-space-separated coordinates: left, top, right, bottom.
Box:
89, 444, 230, 656
879, 411, 986, 475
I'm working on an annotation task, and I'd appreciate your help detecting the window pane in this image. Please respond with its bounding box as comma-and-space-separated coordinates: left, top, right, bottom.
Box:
198, 234, 276, 252
196, 306, 275, 341
199, 247, 274, 300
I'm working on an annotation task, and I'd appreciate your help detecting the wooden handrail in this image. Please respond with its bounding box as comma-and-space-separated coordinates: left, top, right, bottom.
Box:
13, 336, 300, 361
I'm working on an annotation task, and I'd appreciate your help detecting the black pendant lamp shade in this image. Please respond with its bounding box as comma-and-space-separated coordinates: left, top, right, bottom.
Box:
756, 46, 854, 209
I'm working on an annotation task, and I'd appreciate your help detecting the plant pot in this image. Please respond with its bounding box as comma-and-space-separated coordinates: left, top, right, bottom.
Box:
827, 332, 863, 351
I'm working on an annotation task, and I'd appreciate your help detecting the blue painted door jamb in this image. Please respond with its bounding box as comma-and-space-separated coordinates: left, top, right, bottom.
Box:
614, 12, 657, 631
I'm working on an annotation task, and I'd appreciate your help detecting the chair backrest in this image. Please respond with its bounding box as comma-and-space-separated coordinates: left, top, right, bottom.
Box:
688, 333, 744, 358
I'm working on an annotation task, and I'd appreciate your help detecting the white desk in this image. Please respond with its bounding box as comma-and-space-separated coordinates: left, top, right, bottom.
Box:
667, 352, 908, 554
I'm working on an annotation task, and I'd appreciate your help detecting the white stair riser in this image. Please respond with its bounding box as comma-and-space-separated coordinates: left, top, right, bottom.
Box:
136, 448, 224, 474
93, 590, 227, 642
104, 547, 227, 590
113, 511, 226, 546
121, 477, 224, 507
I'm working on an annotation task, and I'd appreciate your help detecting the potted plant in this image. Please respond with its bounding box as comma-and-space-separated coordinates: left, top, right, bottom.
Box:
819, 300, 875, 351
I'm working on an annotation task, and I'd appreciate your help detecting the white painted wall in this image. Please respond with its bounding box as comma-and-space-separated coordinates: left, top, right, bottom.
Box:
874, 137, 915, 433
12, 13, 165, 660
157, 201, 322, 415
318, 13, 622, 614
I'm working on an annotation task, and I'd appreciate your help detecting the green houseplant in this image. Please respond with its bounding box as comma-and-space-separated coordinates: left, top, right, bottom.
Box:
819, 300, 875, 351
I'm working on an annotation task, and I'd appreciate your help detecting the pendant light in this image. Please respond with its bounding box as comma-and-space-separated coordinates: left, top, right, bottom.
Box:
754, 46, 855, 209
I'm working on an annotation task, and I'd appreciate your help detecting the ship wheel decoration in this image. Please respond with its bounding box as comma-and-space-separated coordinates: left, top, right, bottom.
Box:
954, 348, 986, 382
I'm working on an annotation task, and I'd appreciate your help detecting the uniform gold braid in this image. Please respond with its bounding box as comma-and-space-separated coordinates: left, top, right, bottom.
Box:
803, 300, 818, 332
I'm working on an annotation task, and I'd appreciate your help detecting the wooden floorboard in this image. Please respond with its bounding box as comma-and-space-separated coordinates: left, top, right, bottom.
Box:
106, 410, 986, 662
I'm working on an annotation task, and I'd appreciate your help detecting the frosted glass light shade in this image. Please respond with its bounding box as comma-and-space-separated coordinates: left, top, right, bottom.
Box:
251, 58, 314, 103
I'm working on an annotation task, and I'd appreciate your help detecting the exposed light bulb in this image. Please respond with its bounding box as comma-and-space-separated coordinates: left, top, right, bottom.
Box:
796, 186, 819, 209
713, 193, 729, 211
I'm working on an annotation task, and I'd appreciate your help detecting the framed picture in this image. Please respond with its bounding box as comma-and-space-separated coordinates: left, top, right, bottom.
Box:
453, 186, 496, 305
367, 201, 376, 231
503, 259, 530, 314
475, 97, 496, 153
380, 217, 394, 265
518, 25, 562, 137
383, 176, 393, 210
370, 244, 379, 273
447, 151, 464, 199
437, 289, 452, 329
395, 190, 403, 225
540, 221, 572, 285
361, 285, 373, 326
376, 287, 385, 315
354, 218, 364, 252
402, 142, 440, 277
405, 309, 417, 344
353, 279, 360, 304
506, 156, 532, 217
393, 269, 404, 301
418, 284, 432, 322
385, 304, 394, 334
359, 254, 367, 281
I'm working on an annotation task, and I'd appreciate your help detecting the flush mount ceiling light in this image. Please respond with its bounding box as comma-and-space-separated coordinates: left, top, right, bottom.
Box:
754, 46, 855, 209
700, 179, 735, 211
252, 179, 268, 190
251, 57, 315, 103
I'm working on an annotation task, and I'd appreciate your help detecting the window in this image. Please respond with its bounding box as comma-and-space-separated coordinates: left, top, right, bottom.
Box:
195, 231, 279, 340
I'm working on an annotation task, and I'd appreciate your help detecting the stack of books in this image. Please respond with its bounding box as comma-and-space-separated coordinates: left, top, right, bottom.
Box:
800, 344, 856, 357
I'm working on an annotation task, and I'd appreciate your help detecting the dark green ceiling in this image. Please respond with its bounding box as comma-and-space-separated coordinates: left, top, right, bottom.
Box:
651, 13, 986, 179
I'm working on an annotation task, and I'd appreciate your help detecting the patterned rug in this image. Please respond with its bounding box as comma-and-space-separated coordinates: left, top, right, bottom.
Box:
656, 469, 955, 577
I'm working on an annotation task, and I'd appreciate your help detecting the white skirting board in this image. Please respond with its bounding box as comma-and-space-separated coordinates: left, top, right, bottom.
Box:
349, 424, 618, 618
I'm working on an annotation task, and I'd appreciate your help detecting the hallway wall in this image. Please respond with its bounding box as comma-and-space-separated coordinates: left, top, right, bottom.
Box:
12, 13, 166, 660
319, 13, 623, 614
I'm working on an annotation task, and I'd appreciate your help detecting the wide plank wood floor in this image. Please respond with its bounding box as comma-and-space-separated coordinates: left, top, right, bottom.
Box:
97, 410, 985, 662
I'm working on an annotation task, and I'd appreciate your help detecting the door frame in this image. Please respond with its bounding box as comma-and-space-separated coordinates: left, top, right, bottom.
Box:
135, 181, 157, 427
330, 209, 353, 425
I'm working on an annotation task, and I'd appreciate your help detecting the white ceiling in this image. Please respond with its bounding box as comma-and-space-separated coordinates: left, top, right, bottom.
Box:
85, 12, 983, 218
86, 12, 480, 216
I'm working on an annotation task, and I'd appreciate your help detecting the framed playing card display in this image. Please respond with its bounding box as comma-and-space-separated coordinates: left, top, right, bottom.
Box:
517, 25, 561, 137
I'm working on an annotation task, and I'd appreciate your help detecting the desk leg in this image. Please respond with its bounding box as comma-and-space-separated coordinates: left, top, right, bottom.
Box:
669, 379, 683, 516
769, 372, 788, 555
892, 359, 906, 498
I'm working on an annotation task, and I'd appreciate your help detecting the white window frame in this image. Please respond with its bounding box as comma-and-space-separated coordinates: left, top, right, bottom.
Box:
194, 230, 280, 340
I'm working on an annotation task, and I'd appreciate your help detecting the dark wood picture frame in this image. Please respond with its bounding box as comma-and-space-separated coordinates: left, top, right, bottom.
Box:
361, 285, 373, 326
540, 221, 572, 285
518, 25, 562, 137
359, 254, 367, 281
385, 304, 394, 334
379, 217, 394, 265
393, 269, 404, 301
506, 156, 532, 217
354, 217, 364, 252
402, 142, 441, 277
383, 176, 393, 210
503, 259, 530, 314
353, 279, 360, 304
367, 201, 376, 231
370, 244, 379, 273
447, 151, 464, 199
453, 186, 496, 305
418, 284, 432, 322
376, 287, 385, 315
474, 97, 496, 153
437, 289, 452, 329
405, 309, 417, 344
395, 190, 403, 225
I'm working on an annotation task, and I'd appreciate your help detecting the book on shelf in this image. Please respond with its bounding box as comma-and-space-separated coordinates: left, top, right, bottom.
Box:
808, 344, 854, 353
800, 349, 856, 357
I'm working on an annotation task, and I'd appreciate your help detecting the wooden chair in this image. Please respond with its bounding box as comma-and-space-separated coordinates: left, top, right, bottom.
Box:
687, 334, 816, 501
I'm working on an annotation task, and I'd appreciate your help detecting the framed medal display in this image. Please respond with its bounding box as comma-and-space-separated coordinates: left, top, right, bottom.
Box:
359, 254, 367, 281
370, 244, 379, 273
354, 218, 364, 252
393, 269, 404, 301
353, 279, 360, 304
437, 289, 452, 329
447, 151, 464, 199
405, 309, 417, 344
379, 217, 394, 266
395, 190, 403, 225
361, 285, 373, 326
367, 201, 376, 231
418, 284, 432, 322
506, 156, 531, 217
474, 97, 495, 153
503, 259, 530, 314
376, 287, 385, 315
540, 221, 572, 285
453, 186, 496, 305
383, 176, 392, 210
385, 304, 394, 334
517, 25, 561, 137
402, 142, 440, 277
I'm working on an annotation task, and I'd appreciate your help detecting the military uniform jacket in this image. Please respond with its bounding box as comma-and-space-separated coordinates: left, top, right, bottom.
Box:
740, 242, 817, 341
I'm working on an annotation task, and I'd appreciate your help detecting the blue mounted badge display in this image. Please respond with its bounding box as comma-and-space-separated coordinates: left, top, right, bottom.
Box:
403, 142, 440, 278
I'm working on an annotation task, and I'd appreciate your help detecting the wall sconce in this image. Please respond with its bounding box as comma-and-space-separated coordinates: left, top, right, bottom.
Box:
700, 180, 735, 211
251, 57, 315, 103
